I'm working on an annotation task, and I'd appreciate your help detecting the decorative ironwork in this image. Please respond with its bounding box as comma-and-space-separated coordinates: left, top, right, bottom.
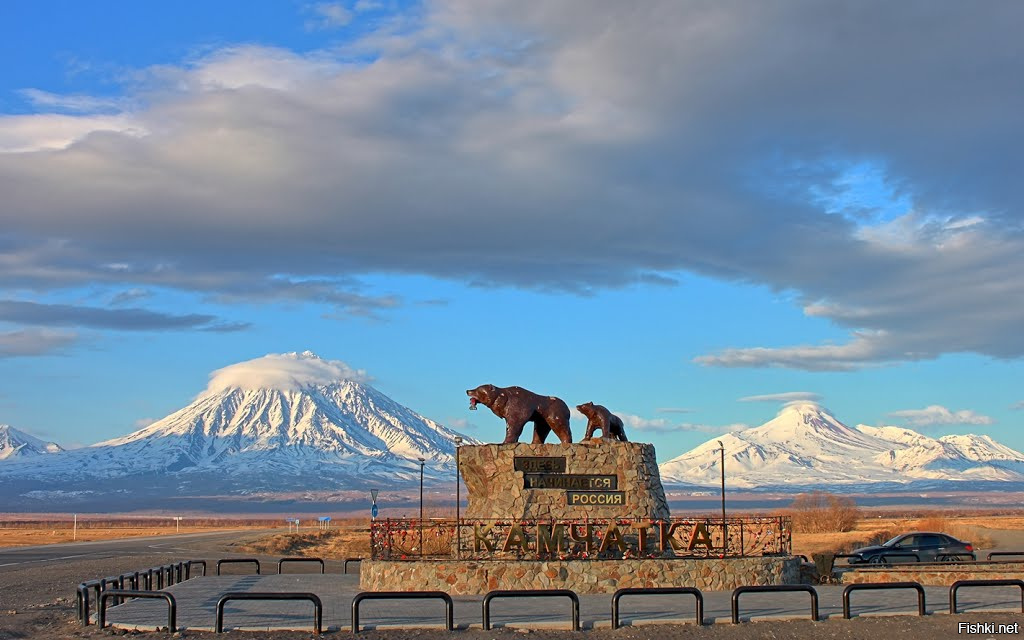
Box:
371, 515, 791, 560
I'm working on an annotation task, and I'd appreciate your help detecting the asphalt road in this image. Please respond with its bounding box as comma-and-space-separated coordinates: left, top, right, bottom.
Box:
0, 529, 274, 571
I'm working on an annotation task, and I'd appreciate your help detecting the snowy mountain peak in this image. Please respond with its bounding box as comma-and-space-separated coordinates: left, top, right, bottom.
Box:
939, 433, 1024, 463
0, 353, 476, 493
0, 424, 64, 461
659, 406, 1024, 490
745, 402, 887, 452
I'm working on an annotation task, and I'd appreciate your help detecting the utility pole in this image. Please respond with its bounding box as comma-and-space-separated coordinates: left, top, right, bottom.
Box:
718, 440, 727, 554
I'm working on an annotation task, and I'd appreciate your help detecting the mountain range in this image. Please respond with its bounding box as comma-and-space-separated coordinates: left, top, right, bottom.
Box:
3, 353, 1023, 511
658, 402, 1024, 490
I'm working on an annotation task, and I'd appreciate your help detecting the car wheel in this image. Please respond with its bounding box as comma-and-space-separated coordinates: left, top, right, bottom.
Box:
868, 555, 888, 565
937, 554, 953, 562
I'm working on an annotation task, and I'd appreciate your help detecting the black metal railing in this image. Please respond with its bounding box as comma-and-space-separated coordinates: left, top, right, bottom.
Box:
216, 558, 261, 575
731, 585, 818, 623
186, 560, 207, 578
351, 591, 454, 633
950, 579, 1024, 614
987, 551, 1024, 561
99, 590, 176, 631
278, 557, 325, 574
215, 592, 323, 633
611, 587, 703, 628
344, 557, 363, 574
842, 582, 926, 618
482, 589, 580, 631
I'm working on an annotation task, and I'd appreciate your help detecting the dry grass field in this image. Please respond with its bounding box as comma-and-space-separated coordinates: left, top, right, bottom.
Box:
0, 518, 277, 547
791, 512, 1013, 558
234, 518, 372, 557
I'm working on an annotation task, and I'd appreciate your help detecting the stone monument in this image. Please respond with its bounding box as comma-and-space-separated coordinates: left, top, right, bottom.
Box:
460, 440, 670, 520
359, 385, 798, 595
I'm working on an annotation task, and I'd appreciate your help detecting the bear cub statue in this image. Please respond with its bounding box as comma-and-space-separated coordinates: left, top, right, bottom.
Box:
576, 402, 628, 442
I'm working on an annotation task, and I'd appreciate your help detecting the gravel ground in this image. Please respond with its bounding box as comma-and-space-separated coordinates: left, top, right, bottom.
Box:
2, 547, 1021, 640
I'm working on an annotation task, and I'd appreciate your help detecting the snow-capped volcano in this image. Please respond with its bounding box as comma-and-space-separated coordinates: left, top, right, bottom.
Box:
0, 352, 475, 500
659, 402, 1024, 489
0, 424, 63, 460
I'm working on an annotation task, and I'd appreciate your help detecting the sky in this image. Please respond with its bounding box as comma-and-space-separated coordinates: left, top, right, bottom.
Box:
1, 1, 1022, 459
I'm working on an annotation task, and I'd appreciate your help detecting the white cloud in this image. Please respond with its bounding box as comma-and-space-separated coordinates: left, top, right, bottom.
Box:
133, 418, 156, 429
655, 407, 695, 414
305, 2, 353, 30
1, 3, 1023, 368
619, 413, 746, 435
0, 113, 142, 152
1012, 401, 1024, 410
620, 414, 673, 432
739, 392, 823, 403
445, 417, 478, 431
0, 328, 77, 357
202, 351, 372, 395
19, 89, 127, 113
887, 405, 995, 427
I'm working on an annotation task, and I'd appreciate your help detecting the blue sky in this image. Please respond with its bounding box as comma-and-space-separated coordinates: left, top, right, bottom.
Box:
1, 1, 1022, 459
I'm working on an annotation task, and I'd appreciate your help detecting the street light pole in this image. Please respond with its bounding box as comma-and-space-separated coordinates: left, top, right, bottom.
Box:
418, 457, 425, 557
454, 437, 463, 558
718, 440, 727, 554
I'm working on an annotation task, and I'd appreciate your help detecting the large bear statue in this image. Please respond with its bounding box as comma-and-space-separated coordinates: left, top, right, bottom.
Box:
576, 402, 628, 442
466, 384, 573, 444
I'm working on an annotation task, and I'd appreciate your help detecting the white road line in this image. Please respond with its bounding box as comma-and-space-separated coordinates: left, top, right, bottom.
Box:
0, 552, 94, 567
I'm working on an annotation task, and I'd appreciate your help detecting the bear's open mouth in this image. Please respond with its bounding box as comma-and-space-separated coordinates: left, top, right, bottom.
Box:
469, 397, 478, 410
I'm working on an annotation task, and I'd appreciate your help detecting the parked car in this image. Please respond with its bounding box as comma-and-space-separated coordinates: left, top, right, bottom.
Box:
848, 531, 974, 564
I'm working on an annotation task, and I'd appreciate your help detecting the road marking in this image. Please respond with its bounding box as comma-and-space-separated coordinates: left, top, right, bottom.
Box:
0, 553, 93, 567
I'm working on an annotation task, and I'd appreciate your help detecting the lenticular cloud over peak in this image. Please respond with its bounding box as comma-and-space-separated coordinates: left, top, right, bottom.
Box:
202, 351, 372, 395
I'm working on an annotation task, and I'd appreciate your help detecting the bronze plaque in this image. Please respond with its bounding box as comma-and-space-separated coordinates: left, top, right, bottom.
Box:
513, 456, 566, 473
566, 491, 626, 506
524, 474, 617, 490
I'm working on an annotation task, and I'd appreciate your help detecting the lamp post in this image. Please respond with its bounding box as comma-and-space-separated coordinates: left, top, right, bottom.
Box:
717, 440, 727, 554
454, 436, 463, 557
418, 457, 425, 557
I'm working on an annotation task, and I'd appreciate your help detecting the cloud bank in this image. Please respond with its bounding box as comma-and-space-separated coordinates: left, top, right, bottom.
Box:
1, 2, 1023, 369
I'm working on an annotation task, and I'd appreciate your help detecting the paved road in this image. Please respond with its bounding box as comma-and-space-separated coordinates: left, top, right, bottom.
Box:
0, 529, 274, 571
103, 573, 1024, 632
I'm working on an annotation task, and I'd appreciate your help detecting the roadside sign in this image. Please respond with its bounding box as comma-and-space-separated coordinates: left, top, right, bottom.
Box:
371, 504, 379, 519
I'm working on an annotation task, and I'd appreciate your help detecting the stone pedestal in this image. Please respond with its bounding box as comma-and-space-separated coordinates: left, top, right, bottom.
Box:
361, 557, 801, 595
460, 440, 670, 520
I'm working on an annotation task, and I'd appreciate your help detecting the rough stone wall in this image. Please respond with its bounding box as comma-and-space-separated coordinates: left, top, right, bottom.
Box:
460, 441, 670, 520
361, 557, 800, 595
840, 563, 1024, 586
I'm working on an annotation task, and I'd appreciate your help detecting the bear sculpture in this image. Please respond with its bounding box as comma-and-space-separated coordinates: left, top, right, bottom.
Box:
466, 384, 573, 444
577, 402, 628, 442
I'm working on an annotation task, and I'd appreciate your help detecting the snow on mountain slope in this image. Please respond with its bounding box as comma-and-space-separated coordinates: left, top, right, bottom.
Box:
0, 424, 64, 460
0, 352, 475, 487
659, 403, 1024, 489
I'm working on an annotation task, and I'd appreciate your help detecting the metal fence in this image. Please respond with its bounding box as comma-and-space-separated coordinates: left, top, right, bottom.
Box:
370, 515, 791, 560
